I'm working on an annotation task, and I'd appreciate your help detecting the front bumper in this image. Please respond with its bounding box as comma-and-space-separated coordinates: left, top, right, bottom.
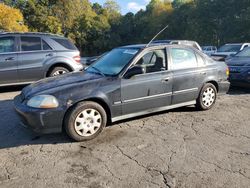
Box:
14, 95, 65, 134
218, 81, 230, 94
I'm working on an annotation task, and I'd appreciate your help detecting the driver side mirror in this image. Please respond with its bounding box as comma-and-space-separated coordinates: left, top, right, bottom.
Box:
124, 65, 144, 79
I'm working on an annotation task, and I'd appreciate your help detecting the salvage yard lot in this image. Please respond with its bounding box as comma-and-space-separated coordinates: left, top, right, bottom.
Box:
0, 86, 250, 188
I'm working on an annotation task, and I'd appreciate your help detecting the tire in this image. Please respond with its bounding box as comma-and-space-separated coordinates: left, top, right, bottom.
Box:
48, 66, 70, 77
64, 101, 107, 141
196, 83, 217, 111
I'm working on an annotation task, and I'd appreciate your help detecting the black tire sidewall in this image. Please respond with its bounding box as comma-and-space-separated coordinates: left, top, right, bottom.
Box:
64, 101, 107, 141
197, 83, 217, 110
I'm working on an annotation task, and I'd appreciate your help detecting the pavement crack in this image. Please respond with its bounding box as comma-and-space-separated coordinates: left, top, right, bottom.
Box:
115, 145, 171, 187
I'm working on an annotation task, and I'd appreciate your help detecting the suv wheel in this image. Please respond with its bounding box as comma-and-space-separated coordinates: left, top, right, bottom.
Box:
196, 83, 217, 110
49, 66, 70, 77
64, 101, 107, 141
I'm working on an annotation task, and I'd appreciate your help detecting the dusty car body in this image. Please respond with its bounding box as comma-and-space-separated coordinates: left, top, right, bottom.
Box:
14, 43, 230, 141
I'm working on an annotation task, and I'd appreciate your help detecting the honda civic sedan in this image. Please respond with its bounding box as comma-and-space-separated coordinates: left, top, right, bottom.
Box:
14, 43, 230, 141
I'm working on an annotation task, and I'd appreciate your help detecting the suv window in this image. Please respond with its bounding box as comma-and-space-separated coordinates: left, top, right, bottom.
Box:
170, 48, 197, 70
42, 40, 52, 50
0, 37, 15, 53
135, 49, 166, 73
52, 38, 77, 50
21, 37, 41, 51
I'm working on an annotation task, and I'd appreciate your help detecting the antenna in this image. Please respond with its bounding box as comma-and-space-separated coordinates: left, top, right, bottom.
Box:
146, 25, 169, 47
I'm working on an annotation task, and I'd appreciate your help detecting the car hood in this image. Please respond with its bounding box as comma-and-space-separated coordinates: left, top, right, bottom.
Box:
212, 52, 236, 56
226, 57, 250, 67
22, 71, 103, 98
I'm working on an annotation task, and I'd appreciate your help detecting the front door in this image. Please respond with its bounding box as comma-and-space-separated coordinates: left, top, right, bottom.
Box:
121, 48, 173, 115
0, 36, 19, 85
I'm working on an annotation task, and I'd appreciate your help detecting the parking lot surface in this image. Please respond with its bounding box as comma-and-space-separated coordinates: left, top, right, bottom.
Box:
0, 86, 250, 188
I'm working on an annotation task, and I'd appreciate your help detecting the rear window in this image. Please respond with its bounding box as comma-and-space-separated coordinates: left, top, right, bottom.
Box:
52, 38, 77, 50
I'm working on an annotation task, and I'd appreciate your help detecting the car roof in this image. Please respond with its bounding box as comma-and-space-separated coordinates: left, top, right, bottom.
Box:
0, 32, 64, 38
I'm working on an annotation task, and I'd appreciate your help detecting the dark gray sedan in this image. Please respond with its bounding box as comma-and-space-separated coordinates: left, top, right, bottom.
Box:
14, 43, 230, 141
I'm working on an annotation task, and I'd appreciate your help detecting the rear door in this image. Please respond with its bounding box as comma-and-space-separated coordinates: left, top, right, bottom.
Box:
169, 47, 205, 104
0, 36, 19, 85
121, 48, 173, 115
17, 36, 54, 82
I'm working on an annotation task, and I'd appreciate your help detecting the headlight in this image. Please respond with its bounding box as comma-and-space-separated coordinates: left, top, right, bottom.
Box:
27, 95, 59, 109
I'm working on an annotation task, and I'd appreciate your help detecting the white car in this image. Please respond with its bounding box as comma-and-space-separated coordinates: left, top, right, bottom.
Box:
202, 46, 217, 56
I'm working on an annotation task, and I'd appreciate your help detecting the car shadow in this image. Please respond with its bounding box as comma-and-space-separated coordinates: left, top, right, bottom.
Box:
227, 86, 250, 95
0, 99, 72, 149
0, 85, 27, 93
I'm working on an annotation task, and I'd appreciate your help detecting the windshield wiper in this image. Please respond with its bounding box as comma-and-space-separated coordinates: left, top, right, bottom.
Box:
90, 66, 106, 77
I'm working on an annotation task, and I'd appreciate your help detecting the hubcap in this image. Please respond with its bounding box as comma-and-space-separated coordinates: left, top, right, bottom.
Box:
53, 70, 67, 76
74, 109, 102, 137
202, 87, 215, 107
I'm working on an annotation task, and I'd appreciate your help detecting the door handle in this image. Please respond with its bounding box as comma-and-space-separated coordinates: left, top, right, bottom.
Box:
46, 53, 53, 57
5, 57, 15, 61
162, 77, 170, 82
201, 72, 206, 75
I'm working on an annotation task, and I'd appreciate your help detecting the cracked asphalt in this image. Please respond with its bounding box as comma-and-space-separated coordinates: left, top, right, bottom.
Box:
0, 86, 250, 188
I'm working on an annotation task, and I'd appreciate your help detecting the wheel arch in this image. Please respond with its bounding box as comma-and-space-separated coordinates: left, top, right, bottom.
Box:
63, 97, 112, 128
205, 80, 219, 92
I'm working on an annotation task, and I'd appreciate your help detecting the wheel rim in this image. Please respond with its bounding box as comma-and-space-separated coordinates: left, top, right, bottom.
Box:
74, 108, 102, 137
202, 87, 215, 107
52, 70, 67, 76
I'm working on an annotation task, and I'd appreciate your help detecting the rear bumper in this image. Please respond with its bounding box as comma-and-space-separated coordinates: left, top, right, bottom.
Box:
14, 95, 64, 134
218, 81, 230, 94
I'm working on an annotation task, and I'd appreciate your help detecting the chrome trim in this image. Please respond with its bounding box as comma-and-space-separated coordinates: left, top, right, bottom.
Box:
114, 101, 122, 105
112, 100, 196, 122
173, 88, 198, 95
123, 92, 172, 103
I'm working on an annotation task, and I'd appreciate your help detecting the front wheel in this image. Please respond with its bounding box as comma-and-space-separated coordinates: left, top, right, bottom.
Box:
196, 83, 217, 110
64, 101, 107, 141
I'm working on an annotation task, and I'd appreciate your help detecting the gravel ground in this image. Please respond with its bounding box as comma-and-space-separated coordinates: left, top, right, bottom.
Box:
0, 86, 250, 188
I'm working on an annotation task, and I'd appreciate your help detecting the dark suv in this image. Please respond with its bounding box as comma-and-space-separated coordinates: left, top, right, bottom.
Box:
14, 43, 230, 141
0, 32, 83, 86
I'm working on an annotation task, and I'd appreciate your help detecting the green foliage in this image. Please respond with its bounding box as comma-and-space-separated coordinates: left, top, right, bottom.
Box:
3, 0, 250, 55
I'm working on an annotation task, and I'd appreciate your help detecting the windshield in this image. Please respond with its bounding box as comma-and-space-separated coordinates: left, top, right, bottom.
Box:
235, 47, 250, 57
86, 48, 139, 76
217, 44, 241, 52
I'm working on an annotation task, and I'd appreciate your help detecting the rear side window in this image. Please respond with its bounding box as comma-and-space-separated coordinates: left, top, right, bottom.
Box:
21, 37, 41, 51
170, 48, 197, 70
42, 40, 52, 50
52, 38, 77, 50
0, 37, 15, 53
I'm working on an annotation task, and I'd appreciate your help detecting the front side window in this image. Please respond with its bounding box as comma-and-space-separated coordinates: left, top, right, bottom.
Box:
135, 49, 166, 73
170, 48, 197, 70
87, 48, 139, 76
21, 37, 41, 51
0, 37, 15, 53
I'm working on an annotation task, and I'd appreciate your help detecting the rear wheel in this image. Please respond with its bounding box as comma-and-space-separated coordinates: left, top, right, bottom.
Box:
49, 66, 70, 77
64, 101, 107, 141
196, 83, 217, 110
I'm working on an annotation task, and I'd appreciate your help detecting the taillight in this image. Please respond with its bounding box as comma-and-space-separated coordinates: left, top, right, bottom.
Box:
73, 56, 81, 63
226, 67, 230, 77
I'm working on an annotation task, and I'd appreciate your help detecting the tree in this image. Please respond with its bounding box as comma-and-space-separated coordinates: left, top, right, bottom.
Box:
0, 3, 28, 31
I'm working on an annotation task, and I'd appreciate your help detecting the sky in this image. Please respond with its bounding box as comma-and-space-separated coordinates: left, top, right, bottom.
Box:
90, 0, 151, 15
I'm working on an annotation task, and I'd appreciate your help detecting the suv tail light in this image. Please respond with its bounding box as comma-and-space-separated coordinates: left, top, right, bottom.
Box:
73, 56, 81, 63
